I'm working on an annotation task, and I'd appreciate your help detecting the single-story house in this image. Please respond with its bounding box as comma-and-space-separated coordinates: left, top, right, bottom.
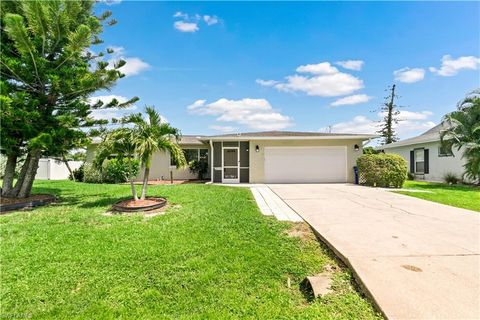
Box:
377, 124, 466, 182
86, 131, 376, 184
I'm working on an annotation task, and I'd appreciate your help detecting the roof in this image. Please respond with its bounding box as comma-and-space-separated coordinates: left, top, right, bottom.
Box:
90, 131, 377, 145
90, 135, 204, 145
202, 130, 377, 141
379, 123, 448, 149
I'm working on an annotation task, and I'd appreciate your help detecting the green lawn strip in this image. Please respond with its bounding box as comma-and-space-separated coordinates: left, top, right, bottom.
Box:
396, 181, 480, 212
1, 180, 381, 319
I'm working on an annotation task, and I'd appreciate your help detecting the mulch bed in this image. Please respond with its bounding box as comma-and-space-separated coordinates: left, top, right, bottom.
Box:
112, 197, 167, 213
0, 194, 56, 213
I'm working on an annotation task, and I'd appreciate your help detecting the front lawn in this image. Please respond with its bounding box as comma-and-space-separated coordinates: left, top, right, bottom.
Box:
397, 180, 480, 212
0, 181, 380, 319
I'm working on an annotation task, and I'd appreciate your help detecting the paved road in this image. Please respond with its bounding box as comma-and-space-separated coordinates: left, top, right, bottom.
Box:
268, 184, 480, 320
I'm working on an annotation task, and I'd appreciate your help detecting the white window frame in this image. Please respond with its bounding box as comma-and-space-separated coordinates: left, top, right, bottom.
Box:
170, 148, 208, 168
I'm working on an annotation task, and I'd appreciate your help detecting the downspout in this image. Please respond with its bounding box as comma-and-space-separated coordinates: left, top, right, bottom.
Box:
209, 140, 214, 183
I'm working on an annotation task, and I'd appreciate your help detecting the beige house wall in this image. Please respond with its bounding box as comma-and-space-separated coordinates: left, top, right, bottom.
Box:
85, 143, 210, 181
248, 139, 364, 183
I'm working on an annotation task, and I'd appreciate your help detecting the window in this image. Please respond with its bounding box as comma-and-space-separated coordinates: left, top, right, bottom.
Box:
438, 144, 453, 157
170, 149, 208, 166
415, 149, 424, 173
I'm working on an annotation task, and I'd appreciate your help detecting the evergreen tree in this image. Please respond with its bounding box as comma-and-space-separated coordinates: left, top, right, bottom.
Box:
0, 0, 138, 197
377, 84, 401, 145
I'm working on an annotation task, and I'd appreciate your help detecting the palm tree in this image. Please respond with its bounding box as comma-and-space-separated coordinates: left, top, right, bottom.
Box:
94, 127, 139, 200
441, 89, 480, 184
130, 106, 187, 200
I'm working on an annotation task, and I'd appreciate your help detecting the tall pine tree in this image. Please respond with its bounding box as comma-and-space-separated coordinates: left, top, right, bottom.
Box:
1, 0, 138, 198
377, 84, 401, 145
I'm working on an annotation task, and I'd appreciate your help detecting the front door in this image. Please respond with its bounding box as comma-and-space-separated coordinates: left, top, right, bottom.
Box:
222, 147, 239, 183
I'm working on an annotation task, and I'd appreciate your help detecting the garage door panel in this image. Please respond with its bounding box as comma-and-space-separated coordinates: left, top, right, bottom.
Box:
264, 147, 347, 183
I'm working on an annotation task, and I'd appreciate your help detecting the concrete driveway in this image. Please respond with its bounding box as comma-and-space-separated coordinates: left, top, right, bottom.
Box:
268, 184, 480, 320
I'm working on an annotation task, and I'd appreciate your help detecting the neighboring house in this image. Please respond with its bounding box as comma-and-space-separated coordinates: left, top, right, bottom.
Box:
86, 131, 375, 184
36, 158, 83, 180
377, 124, 466, 182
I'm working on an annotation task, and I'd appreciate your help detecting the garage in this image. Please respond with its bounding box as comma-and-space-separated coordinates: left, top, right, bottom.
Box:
264, 146, 347, 183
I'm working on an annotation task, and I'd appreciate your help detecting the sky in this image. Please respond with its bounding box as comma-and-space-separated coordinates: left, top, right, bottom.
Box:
92, 1, 480, 140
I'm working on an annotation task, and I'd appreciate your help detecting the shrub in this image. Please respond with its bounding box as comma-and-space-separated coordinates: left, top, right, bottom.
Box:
102, 158, 139, 184
407, 172, 415, 181
363, 146, 379, 155
443, 172, 459, 185
357, 154, 407, 188
83, 164, 104, 183
69, 164, 84, 181
189, 159, 208, 180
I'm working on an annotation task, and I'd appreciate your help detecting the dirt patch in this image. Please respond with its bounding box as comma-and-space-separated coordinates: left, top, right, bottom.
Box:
115, 198, 162, 208
286, 222, 317, 242
402, 265, 423, 272
0, 194, 56, 213
1, 194, 53, 205
104, 203, 169, 217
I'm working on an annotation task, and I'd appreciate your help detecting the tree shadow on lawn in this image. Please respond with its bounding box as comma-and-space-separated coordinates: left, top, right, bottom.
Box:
31, 185, 130, 209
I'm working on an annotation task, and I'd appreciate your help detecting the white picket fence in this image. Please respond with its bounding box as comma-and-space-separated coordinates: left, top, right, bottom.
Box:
35, 158, 83, 180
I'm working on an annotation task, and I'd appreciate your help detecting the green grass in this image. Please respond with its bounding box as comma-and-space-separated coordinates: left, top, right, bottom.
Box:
0, 181, 381, 319
396, 180, 480, 212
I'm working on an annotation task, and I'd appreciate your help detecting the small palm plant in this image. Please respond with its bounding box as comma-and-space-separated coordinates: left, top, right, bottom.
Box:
441, 89, 480, 184
94, 127, 139, 199
128, 106, 187, 200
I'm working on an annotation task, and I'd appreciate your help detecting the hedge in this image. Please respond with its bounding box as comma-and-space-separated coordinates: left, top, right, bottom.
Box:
357, 154, 407, 188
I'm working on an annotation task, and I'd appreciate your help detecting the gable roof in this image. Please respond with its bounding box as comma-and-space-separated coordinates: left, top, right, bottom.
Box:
379, 123, 448, 149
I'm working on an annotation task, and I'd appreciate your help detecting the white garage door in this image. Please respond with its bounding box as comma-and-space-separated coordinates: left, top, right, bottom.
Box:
264, 147, 347, 183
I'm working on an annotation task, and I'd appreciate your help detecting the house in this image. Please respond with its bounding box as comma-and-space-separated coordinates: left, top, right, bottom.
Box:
35, 158, 83, 180
86, 131, 376, 183
377, 124, 466, 182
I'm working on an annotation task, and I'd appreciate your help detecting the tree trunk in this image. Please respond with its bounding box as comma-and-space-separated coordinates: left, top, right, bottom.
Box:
17, 150, 41, 198
62, 154, 75, 181
140, 166, 150, 200
2, 153, 18, 196
128, 157, 138, 201
7, 153, 32, 197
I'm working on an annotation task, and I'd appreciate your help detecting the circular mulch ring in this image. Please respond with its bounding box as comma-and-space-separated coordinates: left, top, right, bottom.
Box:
0, 194, 56, 214
112, 197, 167, 213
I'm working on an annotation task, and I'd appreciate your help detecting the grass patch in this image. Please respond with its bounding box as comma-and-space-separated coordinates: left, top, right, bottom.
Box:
397, 180, 480, 212
1, 180, 381, 319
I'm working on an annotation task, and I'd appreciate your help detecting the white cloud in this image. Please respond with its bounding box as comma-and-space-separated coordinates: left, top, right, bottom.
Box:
203, 15, 219, 25
174, 21, 199, 33
173, 13, 220, 32
99, 0, 122, 5
275, 73, 364, 97
296, 62, 338, 75
256, 79, 279, 86
429, 55, 480, 76
331, 94, 372, 106
188, 98, 293, 131
107, 46, 150, 77
209, 125, 237, 133
258, 61, 364, 97
336, 60, 364, 71
173, 11, 188, 19
321, 110, 435, 138
393, 67, 425, 83
88, 95, 137, 120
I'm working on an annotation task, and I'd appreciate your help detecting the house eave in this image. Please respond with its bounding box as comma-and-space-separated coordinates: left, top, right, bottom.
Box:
202, 135, 377, 142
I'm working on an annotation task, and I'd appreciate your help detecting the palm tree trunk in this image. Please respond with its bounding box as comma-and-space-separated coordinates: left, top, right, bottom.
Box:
128, 157, 138, 201
140, 165, 150, 200
62, 153, 75, 181
2, 153, 17, 196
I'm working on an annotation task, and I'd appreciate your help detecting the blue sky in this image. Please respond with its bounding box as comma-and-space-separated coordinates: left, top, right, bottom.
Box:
92, 1, 480, 139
